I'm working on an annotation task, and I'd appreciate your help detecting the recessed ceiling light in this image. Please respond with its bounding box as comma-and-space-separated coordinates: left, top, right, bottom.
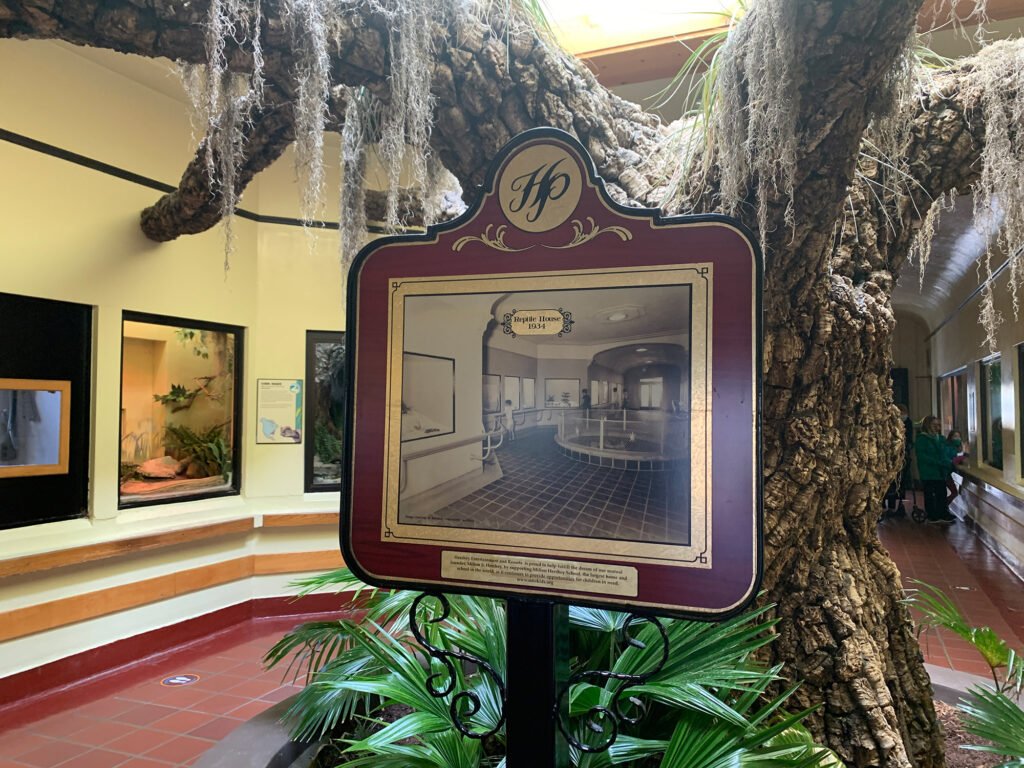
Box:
635, 347, 647, 352
607, 311, 627, 322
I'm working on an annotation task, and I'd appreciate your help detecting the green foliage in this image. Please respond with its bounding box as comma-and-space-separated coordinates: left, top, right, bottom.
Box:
959, 683, 1024, 766
265, 572, 841, 767
175, 327, 210, 358
314, 419, 343, 463
163, 423, 230, 480
903, 580, 1015, 685
905, 580, 1024, 765
153, 383, 194, 405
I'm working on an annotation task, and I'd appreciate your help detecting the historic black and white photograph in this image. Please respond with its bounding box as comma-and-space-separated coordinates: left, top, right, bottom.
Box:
393, 280, 698, 547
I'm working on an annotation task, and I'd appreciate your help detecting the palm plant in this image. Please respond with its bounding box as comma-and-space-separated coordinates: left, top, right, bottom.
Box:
265, 568, 840, 767
162, 422, 230, 480
904, 580, 1024, 766
903, 579, 1019, 692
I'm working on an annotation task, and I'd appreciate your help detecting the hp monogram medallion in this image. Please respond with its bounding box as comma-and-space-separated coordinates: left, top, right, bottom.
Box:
498, 143, 583, 232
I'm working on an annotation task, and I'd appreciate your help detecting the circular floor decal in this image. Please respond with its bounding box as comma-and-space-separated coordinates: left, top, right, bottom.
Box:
160, 673, 200, 687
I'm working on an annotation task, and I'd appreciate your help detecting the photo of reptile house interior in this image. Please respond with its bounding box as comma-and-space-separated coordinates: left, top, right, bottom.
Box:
5, 1, 1024, 766
397, 284, 692, 545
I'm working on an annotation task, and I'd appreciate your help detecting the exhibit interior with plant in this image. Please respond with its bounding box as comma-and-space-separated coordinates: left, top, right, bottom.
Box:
5, 0, 1024, 767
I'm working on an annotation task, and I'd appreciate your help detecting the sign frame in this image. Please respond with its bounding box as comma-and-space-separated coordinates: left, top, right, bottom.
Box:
341, 127, 762, 620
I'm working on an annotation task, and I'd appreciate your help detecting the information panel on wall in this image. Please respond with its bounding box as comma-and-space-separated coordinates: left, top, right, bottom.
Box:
341, 128, 762, 619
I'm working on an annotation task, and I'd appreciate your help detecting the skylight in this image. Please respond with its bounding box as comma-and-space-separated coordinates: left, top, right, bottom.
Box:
544, 0, 739, 54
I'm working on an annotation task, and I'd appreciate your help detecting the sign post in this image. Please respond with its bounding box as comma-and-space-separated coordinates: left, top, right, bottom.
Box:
341, 128, 762, 759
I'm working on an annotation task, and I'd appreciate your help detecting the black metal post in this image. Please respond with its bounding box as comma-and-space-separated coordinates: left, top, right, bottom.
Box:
505, 599, 570, 768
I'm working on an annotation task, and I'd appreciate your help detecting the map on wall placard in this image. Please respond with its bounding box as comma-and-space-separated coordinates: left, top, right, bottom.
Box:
341, 128, 762, 619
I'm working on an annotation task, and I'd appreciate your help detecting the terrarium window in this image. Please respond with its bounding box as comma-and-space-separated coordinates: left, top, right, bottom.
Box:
119, 313, 242, 507
980, 356, 1003, 471
305, 330, 346, 492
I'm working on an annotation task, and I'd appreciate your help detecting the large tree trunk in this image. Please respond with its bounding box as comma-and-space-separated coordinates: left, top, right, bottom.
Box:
2, 1, 1011, 764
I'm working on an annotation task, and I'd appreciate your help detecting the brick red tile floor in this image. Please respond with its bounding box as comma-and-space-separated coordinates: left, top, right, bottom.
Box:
0, 623, 304, 768
4, 513, 1023, 767
879, 503, 1024, 677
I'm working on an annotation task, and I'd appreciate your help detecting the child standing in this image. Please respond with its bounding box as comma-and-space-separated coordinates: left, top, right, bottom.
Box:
503, 399, 516, 441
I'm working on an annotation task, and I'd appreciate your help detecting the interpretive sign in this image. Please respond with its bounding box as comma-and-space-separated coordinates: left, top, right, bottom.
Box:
256, 378, 303, 444
341, 128, 761, 618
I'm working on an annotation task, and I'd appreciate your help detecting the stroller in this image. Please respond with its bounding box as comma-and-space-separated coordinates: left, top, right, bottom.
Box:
882, 463, 926, 522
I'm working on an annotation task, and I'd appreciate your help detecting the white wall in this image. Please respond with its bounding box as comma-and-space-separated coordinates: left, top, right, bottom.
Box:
400, 296, 492, 497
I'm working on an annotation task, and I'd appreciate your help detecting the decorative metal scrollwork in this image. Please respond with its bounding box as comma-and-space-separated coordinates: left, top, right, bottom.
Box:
543, 217, 632, 249
452, 224, 530, 253
408, 592, 507, 739
554, 614, 670, 753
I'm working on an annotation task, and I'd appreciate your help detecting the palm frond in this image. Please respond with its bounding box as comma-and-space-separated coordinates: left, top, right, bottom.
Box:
904, 580, 1012, 679
344, 721, 485, 768
960, 684, 1024, 764
279, 648, 381, 741
765, 723, 845, 768
287, 566, 369, 597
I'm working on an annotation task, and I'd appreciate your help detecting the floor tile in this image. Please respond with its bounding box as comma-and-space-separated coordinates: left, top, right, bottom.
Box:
187, 718, 241, 742
26, 714, 94, 739
111, 706, 179, 728
148, 711, 211, 737
75, 699, 137, 722
220, 679, 279, 699
258, 685, 301, 704
879, 507, 1024, 673
15, 740, 84, 768
53, 748, 128, 768
0, 732, 54, 760
186, 694, 250, 716
103, 729, 172, 756
406, 430, 690, 544
224, 700, 273, 721
143, 736, 214, 764
67, 721, 138, 749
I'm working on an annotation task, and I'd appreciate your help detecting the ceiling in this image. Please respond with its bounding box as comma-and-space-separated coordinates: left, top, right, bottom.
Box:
592, 342, 686, 373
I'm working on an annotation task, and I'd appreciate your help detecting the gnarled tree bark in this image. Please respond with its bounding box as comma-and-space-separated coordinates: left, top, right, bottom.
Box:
1, 1, 1012, 764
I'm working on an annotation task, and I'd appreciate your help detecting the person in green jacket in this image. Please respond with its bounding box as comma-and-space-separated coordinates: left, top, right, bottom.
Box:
915, 415, 954, 523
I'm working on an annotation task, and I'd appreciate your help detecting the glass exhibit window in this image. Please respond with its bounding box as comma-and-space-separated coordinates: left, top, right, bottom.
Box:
937, 369, 968, 440
1019, 345, 1024, 477
980, 356, 1003, 470
503, 375, 520, 411
0, 379, 70, 477
119, 313, 242, 507
544, 378, 580, 408
305, 330, 345, 492
589, 379, 599, 406
522, 377, 535, 409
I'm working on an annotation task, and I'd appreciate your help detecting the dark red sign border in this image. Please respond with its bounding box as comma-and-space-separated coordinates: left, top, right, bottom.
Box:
341, 127, 762, 620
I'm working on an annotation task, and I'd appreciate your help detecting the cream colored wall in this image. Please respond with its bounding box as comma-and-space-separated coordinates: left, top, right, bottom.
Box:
892, 310, 932, 421
0, 40, 350, 677
924, 259, 1024, 568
